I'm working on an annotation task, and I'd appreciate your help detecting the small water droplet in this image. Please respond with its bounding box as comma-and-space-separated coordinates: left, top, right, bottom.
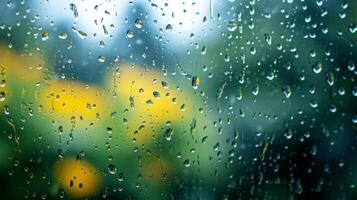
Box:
76, 30, 87, 39
117, 173, 124, 182
264, 33, 272, 45
164, 128, 173, 141
183, 159, 190, 167
41, 32, 49, 41
348, 23, 357, 33
98, 55, 106, 63
126, 30, 134, 38
58, 32, 67, 39
99, 40, 105, 48
108, 164, 117, 175
228, 20, 237, 32
0, 91, 6, 101
252, 84, 259, 96
135, 18, 143, 29
282, 85, 292, 98
165, 24, 173, 32
201, 45, 207, 55
58, 126, 64, 135
312, 63, 323, 74
192, 76, 200, 89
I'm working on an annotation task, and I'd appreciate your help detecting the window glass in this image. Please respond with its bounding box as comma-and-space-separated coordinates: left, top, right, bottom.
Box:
0, 0, 356, 199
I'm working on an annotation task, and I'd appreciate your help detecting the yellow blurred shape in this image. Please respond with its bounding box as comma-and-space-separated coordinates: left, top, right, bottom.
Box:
0, 45, 45, 82
54, 158, 101, 198
109, 66, 191, 143
40, 81, 109, 125
0, 45, 46, 106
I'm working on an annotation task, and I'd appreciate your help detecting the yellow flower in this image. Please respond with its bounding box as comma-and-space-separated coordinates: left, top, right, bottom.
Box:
0, 45, 45, 82
0, 45, 50, 109
107, 66, 191, 144
39, 81, 109, 127
54, 158, 102, 198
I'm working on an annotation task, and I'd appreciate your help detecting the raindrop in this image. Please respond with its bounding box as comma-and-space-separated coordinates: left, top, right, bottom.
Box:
348, 23, 356, 33
165, 24, 173, 32
126, 30, 134, 38
41, 32, 49, 41
164, 128, 173, 141
0, 91, 5, 101
282, 85, 292, 98
117, 173, 124, 182
99, 41, 106, 48
252, 84, 259, 96
153, 91, 160, 99
161, 81, 168, 89
183, 159, 190, 167
58, 126, 64, 135
264, 33, 272, 46
192, 76, 200, 90
58, 32, 67, 39
108, 164, 117, 175
98, 55, 106, 63
312, 63, 323, 74
228, 20, 237, 32
352, 114, 357, 124
69, 3, 79, 19
76, 29, 87, 39
135, 18, 143, 29
201, 45, 207, 55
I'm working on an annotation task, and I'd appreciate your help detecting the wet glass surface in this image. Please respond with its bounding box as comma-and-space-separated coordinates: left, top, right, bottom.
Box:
0, 0, 356, 199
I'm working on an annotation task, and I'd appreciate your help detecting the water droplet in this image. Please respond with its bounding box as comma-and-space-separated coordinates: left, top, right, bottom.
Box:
129, 96, 135, 109
117, 173, 124, 182
41, 32, 49, 41
58, 32, 67, 39
108, 164, 117, 175
165, 24, 173, 32
252, 84, 259, 96
348, 23, 357, 33
126, 30, 134, 38
312, 63, 323, 74
284, 129, 293, 139
153, 91, 160, 99
310, 100, 318, 108
146, 99, 153, 105
164, 128, 173, 141
351, 114, 357, 123
98, 55, 106, 63
99, 41, 105, 48
228, 20, 237, 32
282, 85, 292, 98
183, 159, 190, 167
324, 72, 334, 86
192, 76, 200, 89
161, 81, 168, 89
329, 104, 337, 113
58, 126, 64, 135
134, 18, 143, 29
75, 29, 87, 39
0, 91, 5, 101
201, 45, 207, 55
264, 33, 272, 45
69, 3, 79, 19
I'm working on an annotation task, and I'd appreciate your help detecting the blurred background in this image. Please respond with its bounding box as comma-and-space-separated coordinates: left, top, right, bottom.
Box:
0, 0, 356, 199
